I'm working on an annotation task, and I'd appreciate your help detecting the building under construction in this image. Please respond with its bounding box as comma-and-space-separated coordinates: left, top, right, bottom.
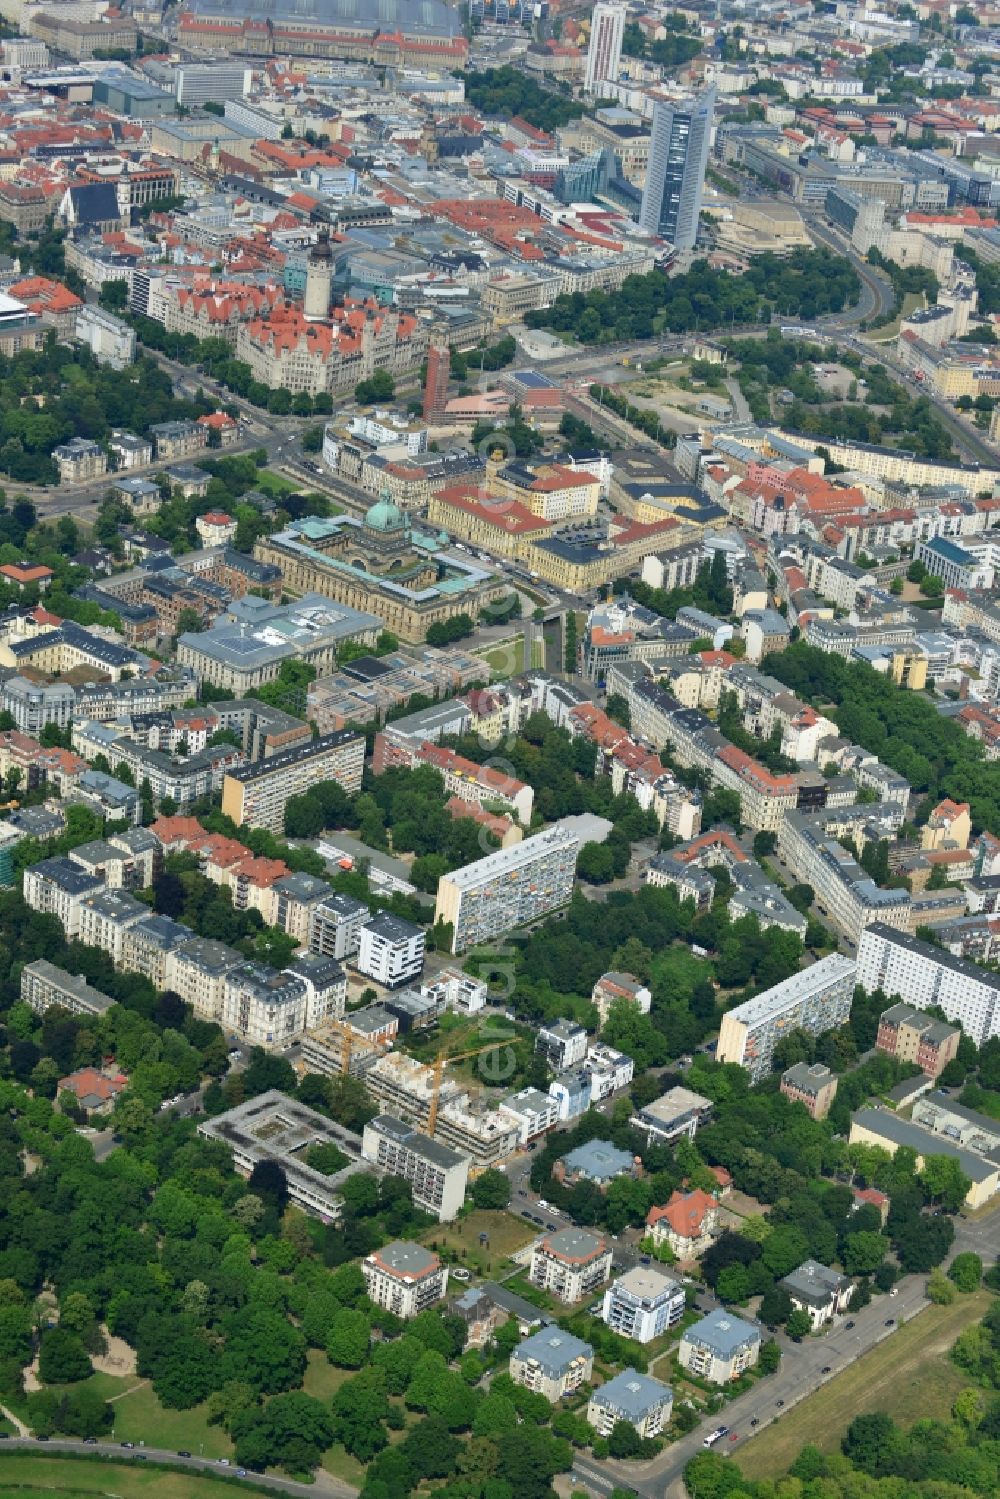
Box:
364, 1051, 519, 1169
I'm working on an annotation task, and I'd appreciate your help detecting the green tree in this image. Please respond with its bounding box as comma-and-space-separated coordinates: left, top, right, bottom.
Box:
948, 1252, 983, 1293
785, 1308, 812, 1341
470, 1168, 510, 1209
38, 1327, 91, 1384
325, 1306, 372, 1369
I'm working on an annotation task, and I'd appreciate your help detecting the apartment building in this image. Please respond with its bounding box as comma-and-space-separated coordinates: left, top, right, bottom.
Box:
149, 420, 208, 461
122, 914, 193, 988
857, 923, 1000, 1047
21, 959, 113, 1019
777, 809, 911, 939
510, 1326, 594, 1401
636, 1085, 714, 1145
363, 1241, 448, 1319
529, 1228, 613, 1305
220, 959, 344, 1049
587, 1369, 673, 1440
592, 970, 652, 1026
0, 677, 74, 736
875, 1001, 961, 1077
23, 858, 105, 938
309, 892, 370, 961
372, 733, 534, 825
716, 955, 857, 1081
434, 826, 579, 954
679, 1310, 761, 1385
357, 913, 425, 989
362, 1115, 467, 1221
77, 890, 148, 965
602, 1266, 685, 1344
221, 731, 365, 833
536, 1019, 588, 1070
165, 936, 243, 1021
780, 1061, 839, 1120
53, 438, 107, 485
267, 873, 330, 945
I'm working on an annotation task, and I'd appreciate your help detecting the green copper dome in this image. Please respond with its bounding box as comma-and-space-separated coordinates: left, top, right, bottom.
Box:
364, 498, 405, 533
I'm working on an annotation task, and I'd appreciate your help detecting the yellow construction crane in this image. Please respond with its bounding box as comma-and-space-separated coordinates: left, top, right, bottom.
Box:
427, 1038, 514, 1138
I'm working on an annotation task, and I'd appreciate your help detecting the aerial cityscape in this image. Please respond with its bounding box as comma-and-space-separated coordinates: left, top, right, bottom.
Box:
0, 2, 998, 1498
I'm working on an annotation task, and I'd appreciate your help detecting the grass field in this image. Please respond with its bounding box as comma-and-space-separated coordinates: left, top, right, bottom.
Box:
866, 290, 924, 343
0, 1454, 248, 1498
479, 636, 525, 679
423, 1209, 535, 1277
256, 469, 300, 497
302, 1348, 355, 1403
735, 1290, 992, 1481
105, 1382, 232, 1460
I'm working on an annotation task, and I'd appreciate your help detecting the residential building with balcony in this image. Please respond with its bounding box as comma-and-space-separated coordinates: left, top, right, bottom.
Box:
858, 924, 1000, 1048
309, 892, 370, 960
221, 730, 365, 834
602, 1266, 685, 1344
510, 1325, 594, 1401
434, 826, 579, 954
529, 1228, 613, 1305
21, 960, 113, 1019
363, 1241, 448, 1319
679, 1309, 761, 1384
361, 1114, 469, 1222
716, 955, 857, 1081
357, 912, 425, 989
587, 1370, 673, 1439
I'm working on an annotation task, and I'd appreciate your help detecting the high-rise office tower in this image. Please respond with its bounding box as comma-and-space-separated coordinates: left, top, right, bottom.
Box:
585, 3, 626, 96
639, 87, 716, 251
423, 337, 451, 419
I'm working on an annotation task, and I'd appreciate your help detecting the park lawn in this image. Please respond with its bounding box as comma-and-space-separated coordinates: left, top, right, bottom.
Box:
256, 469, 300, 497
735, 1290, 992, 1482
0, 1454, 246, 1498
530, 637, 545, 670
866, 290, 924, 343
479, 636, 524, 679
302, 1348, 357, 1403
106, 1381, 232, 1460
423, 1209, 536, 1276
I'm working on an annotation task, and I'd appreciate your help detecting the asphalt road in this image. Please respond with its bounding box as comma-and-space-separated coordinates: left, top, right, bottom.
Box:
0, 1438, 354, 1497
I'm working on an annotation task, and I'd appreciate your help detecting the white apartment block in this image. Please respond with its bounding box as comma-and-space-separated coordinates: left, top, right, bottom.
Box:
529, 1228, 613, 1305
857, 922, 1000, 1047
357, 913, 425, 989
21, 960, 113, 1019
362, 1241, 448, 1319
362, 1115, 468, 1222
434, 826, 579, 954
716, 954, 857, 1081
602, 1266, 685, 1344
309, 892, 370, 961
497, 1086, 560, 1145
222, 730, 365, 834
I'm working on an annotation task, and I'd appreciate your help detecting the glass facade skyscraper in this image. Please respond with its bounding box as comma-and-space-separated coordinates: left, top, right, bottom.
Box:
639, 87, 715, 251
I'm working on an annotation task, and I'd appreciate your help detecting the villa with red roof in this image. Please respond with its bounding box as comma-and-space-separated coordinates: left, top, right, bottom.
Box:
647, 1188, 720, 1258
